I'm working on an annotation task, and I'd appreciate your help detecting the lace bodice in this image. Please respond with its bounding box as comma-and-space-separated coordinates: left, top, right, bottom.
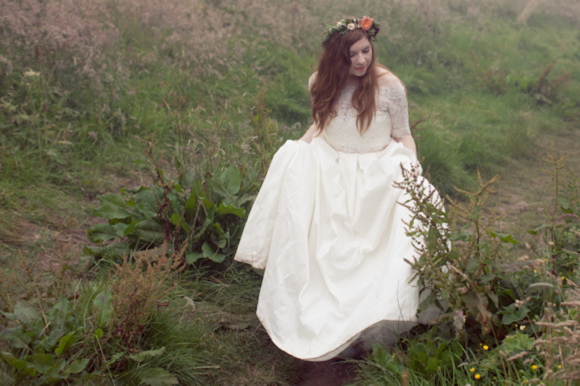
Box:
310, 74, 411, 153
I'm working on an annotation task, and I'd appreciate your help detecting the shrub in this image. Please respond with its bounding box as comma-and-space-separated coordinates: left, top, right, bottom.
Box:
0, 244, 186, 385
86, 137, 257, 265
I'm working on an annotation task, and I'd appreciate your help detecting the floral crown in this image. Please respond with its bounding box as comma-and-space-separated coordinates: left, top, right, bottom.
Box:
322, 16, 380, 46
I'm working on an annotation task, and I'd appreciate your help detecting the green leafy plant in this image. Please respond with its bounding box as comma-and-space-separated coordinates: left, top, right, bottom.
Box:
396, 167, 536, 345
0, 244, 187, 385
406, 334, 464, 376
1, 300, 91, 384
86, 139, 255, 265
0, 291, 178, 385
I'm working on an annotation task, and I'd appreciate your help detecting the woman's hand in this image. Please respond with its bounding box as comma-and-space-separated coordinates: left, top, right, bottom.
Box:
393, 134, 417, 156
393, 134, 421, 175
299, 124, 320, 143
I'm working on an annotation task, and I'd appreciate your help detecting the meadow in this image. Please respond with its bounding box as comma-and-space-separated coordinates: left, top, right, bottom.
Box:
0, 0, 579, 384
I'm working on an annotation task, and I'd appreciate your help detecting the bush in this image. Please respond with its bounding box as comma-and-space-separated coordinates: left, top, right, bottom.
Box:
86, 139, 256, 265
361, 147, 580, 383
0, 244, 187, 385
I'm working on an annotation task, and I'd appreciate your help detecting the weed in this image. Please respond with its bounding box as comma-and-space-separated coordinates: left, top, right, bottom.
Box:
109, 243, 186, 347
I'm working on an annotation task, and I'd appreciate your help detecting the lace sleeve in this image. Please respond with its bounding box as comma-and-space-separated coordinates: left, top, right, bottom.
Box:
381, 78, 411, 138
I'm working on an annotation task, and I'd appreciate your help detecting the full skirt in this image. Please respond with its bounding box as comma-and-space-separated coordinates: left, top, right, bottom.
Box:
235, 137, 433, 361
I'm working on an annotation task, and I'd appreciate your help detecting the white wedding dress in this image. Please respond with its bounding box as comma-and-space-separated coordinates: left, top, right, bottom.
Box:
235, 75, 435, 361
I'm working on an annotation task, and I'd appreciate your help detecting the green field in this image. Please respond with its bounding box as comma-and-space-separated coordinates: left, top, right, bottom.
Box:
1, 0, 579, 384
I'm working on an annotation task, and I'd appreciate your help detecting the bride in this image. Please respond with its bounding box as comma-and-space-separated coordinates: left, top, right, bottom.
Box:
235, 16, 435, 361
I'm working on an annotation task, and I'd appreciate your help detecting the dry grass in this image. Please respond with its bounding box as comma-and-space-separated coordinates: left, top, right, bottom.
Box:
108, 243, 187, 346
2, 0, 577, 93
533, 282, 580, 383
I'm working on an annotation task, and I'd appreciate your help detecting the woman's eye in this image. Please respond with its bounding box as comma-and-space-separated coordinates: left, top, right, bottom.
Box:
363, 49, 370, 54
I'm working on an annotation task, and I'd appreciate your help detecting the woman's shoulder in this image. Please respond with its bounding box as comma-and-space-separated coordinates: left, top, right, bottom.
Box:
376, 68, 404, 90
375, 68, 407, 103
308, 72, 318, 90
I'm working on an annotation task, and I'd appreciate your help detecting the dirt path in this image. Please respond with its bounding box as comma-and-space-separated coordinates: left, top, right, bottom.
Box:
295, 359, 359, 385
494, 126, 580, 239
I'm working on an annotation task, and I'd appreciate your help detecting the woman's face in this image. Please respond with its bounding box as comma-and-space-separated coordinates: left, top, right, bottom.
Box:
348, 37, 372, 77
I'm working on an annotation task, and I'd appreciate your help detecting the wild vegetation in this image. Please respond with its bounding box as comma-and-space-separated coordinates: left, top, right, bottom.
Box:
0, 0, 579, 384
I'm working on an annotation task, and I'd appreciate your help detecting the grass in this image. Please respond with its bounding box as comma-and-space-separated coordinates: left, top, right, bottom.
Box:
0, 1, 579, 384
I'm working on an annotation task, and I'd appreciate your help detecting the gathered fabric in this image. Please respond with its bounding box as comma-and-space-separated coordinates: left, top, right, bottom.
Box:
235, 135, 433, 360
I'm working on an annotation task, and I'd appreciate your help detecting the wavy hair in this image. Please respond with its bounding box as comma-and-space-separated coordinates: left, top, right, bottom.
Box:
310, 28, 379, 134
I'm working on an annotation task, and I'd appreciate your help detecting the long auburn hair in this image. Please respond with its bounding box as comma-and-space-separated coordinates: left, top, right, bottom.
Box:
310, 28, 379, 134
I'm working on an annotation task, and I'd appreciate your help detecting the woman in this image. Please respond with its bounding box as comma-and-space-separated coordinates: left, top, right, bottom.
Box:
235, 17, 434, 361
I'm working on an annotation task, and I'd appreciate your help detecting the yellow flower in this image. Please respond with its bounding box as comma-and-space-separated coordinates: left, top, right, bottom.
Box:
523, 380, 529, 384
520, 325, 526, 331
558, 364, 562, 369
532, 364, 538, 371
392, 354, 395, 359
475, 373, 481, 379
470, 367, 476, 372
483, 345, 489, 351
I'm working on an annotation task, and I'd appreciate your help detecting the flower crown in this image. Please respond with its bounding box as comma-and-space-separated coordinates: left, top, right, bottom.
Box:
322, 16, 380, 46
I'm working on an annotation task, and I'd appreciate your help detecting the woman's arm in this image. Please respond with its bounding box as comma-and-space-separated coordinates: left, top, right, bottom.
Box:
299, 124, 319, 143
393, 134, 417, 156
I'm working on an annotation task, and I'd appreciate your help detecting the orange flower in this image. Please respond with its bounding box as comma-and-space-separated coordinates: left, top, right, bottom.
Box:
360, 16, 373, 31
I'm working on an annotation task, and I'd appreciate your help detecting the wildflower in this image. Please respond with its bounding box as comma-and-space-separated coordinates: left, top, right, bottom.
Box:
520, 325, 526, 331
558, 364, 562, 369
475, 374, 481, 380
532, 364, 538, 371
347, 23, 356, 30
483, 345, 489, 351
24, 69, 40, 77
470, 367, 476, 372
336, 21, 343, 27
392, 353, 395, 359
